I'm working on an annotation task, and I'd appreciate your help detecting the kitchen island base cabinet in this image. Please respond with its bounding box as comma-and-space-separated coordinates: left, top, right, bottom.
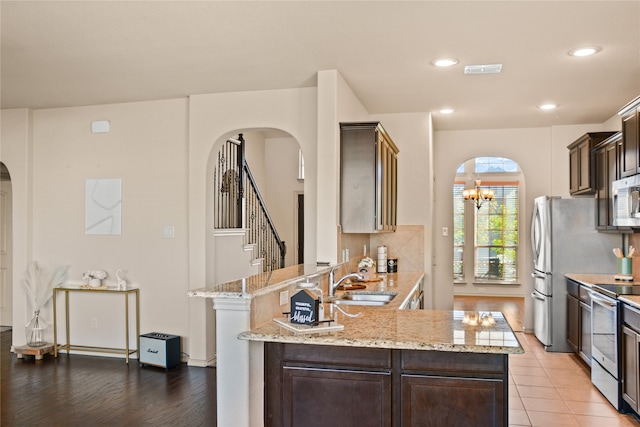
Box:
265, 342, 508, 427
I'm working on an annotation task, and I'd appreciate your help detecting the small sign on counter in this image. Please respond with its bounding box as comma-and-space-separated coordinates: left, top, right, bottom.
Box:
290, 289, 320, 325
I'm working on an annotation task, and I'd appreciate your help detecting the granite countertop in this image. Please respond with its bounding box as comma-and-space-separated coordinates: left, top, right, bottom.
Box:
239, 308, 522, 355
239, 269, 523, 355
565, 273, 640, 287
188, 264, 334, 299
567, 273, 640, 309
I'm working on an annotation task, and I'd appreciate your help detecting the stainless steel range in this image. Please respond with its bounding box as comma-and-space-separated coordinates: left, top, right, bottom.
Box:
591, 283, 640, 410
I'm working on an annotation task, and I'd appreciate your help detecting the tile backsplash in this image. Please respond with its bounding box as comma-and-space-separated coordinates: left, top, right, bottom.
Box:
339, 225, 425, 273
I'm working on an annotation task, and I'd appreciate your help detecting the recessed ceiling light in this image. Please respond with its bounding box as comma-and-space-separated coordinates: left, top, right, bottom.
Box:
538, 103, 557, 110
439, 108, 455, 114
432, 58, 458, 67
568, 46, 601, 57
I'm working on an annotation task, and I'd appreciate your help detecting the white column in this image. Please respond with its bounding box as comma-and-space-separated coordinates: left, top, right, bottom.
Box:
212, 297, 257, 427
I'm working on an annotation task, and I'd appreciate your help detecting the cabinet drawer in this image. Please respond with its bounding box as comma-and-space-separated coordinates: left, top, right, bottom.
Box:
401, 350, 506, 376
282, 343, 391, 369
567, 279, 579, 298
624, 304, 640, 332
579, 285, 592, 304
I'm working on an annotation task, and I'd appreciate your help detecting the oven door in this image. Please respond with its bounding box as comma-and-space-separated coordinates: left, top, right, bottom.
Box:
591, 292, 619, 376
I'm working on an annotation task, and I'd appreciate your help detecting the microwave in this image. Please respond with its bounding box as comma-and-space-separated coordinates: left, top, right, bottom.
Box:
613, 174, 640, 227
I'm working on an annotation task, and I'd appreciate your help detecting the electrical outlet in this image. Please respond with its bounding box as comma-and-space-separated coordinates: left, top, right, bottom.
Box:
90, 317, 98, 328
280, 290, 289, 305
479, 287, 486, 293
442, 227, 449, 237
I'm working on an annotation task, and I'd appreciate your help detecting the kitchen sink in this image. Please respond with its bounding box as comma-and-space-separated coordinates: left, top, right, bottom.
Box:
334, 291, 398, 306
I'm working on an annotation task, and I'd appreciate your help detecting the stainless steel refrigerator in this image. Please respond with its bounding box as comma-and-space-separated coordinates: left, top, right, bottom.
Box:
531, 196, 621, 352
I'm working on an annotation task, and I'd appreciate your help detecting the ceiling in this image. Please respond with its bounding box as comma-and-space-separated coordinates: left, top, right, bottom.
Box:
2, 0, 639, 131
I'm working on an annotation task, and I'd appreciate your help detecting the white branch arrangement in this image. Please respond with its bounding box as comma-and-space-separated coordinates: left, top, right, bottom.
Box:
22, 261, 69, 311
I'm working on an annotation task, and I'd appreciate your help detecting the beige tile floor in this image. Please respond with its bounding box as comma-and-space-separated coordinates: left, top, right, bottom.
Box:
510, 332, 640, 426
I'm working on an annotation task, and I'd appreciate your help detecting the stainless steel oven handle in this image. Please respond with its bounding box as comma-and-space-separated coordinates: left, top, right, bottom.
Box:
531, 292, 545, 301
590, 292, 616, 307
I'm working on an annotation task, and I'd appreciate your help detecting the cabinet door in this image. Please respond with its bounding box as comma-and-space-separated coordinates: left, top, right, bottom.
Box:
623, 326, 639, 412
595, 146, 608, 229
579, 301, 592, 365
567, 295, 579, 353
390, 149, 397, 231
569, 147, 579, 194
401, 374, 505, 427
281, 367, 391, 427
621, 110, 639, 177
607, 141, 620, 227
376, 132, 385, 231
578, 141, 591, 191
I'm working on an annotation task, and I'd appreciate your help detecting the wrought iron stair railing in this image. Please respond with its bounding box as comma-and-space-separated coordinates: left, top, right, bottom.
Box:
213, 134, 286, 272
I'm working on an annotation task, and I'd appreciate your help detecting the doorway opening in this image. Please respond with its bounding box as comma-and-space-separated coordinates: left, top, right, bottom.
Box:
1, 162, 13, 328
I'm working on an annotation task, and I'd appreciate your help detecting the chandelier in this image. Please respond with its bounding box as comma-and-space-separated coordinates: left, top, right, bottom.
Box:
463, 179, 494, 210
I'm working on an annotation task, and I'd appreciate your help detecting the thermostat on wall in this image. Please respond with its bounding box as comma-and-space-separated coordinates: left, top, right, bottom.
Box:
91, 120, 110, 134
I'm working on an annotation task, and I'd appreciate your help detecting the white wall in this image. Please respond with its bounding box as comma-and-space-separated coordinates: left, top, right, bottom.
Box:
37, 100, 190, 348
316, 70, 371, 264
3, 100, 191, 351
0, 109, 32, 334
263, 136, 304, 267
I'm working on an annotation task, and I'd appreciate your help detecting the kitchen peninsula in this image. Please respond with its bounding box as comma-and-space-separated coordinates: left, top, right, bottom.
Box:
190, 265, 523, 427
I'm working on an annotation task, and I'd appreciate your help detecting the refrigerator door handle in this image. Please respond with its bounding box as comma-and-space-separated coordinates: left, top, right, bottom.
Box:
531, 271, 547, 279
531, 292, 546, 301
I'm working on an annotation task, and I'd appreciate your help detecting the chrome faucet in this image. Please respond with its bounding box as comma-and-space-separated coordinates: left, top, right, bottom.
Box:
328, 264, 364, 298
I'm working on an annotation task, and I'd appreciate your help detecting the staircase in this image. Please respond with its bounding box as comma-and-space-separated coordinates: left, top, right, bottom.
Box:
213, 134, 286, 279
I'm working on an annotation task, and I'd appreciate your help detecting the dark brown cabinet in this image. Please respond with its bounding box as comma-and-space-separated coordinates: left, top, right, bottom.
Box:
594, 132, 623, 230
567, 291, 580, 353
623, 303, 640, 414
265, 342, 508, 426
401, 374, 504, 426
340, 122, 399, 233
620, 99, 640, 177
566, 279, 592, 366
281, 365, 392, 426
568, 132, 617, 195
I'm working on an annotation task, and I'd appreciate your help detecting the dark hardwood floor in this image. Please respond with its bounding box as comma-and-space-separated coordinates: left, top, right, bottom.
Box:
1, 330, 217, 426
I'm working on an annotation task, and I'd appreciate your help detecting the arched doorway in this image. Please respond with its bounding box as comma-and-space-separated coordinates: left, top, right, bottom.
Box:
0, 162, 13, 327
451, 156, 525, 331
205, 129, 305, 284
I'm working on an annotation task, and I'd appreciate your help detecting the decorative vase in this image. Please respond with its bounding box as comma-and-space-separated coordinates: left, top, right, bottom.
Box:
25, 310, 48, 347
89, 278, 102, 287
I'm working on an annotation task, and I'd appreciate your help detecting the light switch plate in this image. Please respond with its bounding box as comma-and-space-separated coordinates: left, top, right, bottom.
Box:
163, 225, 175, 238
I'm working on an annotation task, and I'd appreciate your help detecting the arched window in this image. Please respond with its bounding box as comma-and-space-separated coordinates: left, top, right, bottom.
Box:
453, 157, 521, 283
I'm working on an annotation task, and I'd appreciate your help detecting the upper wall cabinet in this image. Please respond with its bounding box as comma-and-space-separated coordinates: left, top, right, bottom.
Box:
340, 122, 399, 233
619, 96, 640, 178
568, 132, 616, 195
594, 132, 626, 231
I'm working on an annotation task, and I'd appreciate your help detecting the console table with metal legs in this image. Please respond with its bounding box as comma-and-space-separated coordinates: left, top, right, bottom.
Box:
53, 286, 140, 363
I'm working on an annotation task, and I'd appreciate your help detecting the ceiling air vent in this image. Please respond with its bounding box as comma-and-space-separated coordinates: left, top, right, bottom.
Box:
464, 64, 503, 75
